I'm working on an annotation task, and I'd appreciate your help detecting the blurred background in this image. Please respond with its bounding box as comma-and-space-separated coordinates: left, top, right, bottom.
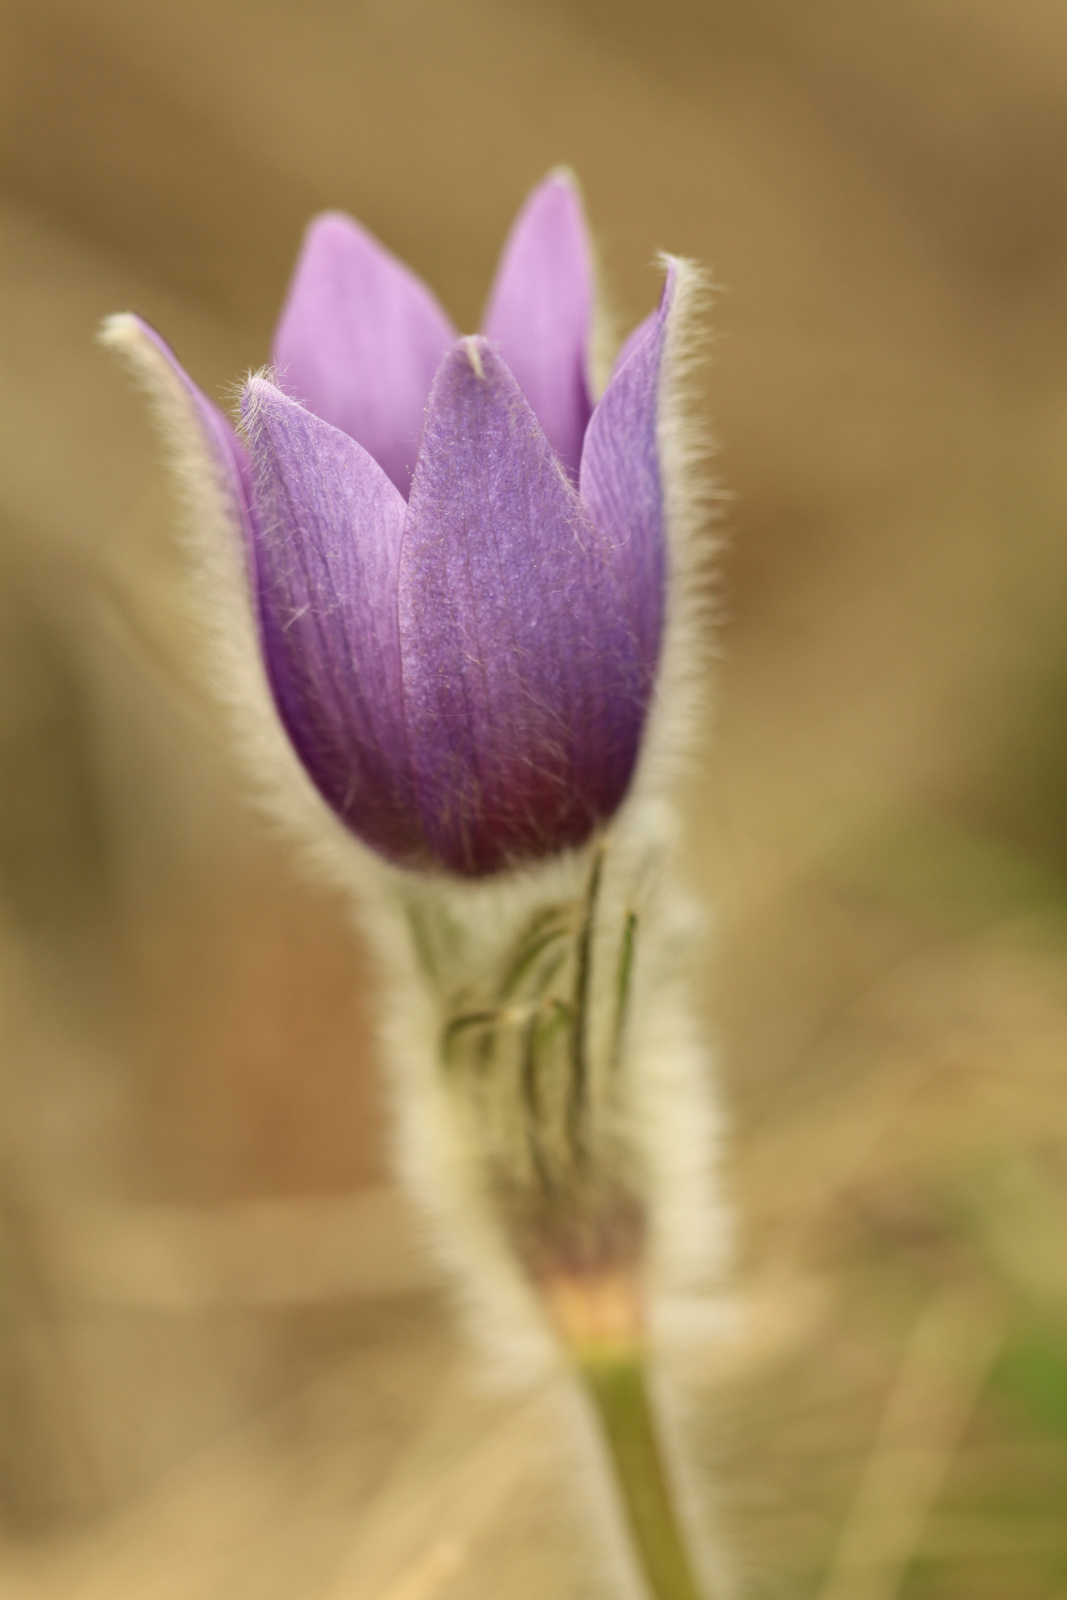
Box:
0, 0, 1066, 1595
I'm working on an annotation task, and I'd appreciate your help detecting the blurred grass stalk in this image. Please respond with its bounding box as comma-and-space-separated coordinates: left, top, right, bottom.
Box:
816, 1286, 1004, 1600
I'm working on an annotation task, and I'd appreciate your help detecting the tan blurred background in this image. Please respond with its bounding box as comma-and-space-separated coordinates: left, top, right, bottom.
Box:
1, 1, 1066, 1595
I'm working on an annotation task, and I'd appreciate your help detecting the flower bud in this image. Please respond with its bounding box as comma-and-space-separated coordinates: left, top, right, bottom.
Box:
103, 174, 679, 879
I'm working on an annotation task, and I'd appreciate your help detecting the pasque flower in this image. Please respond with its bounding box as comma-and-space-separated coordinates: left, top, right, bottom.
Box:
107, 175, 677, 877
105, 179, 722, 1600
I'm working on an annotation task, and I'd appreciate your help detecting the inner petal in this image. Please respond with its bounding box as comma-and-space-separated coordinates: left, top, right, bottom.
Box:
481, 173, 594, 483
273, 212, 456, 498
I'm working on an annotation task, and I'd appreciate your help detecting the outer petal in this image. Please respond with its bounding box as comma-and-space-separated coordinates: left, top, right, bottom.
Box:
578, 265, 676, 684
481, 173, 593, 483
272, 213, 456, 498
241, 378, 426, 865
101, 313, 257, 548
398, 339, 648, 878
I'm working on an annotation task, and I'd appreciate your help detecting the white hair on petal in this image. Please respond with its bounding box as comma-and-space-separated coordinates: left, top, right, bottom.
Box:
606, 255, 732, 1329
630, 253, 724, 805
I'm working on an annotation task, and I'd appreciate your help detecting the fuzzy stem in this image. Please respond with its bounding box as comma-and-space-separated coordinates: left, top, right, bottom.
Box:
580, 1354, 708, 1600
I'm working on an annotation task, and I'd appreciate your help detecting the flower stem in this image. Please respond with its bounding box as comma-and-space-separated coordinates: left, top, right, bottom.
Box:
580, 1353, 709, 1600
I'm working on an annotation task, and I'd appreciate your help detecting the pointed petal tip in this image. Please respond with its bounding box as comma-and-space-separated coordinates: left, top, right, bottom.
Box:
281, 209, 453, 320
240, 369, 273, 406
429, 334, 510, 391
238, 371, 270, 428
296, 208, 372, 254
510, 169, 589, 236
242, 368, 406, 524
653, 253, 713, 321
97, 310, 139, 348
240, 370, 307, 426
460, 334, 491, 380
97, 313, 214, 418
656, 255, 681, 310
304, 207, 355, 228
544, 164, 580, 193
97, 311, 169, 363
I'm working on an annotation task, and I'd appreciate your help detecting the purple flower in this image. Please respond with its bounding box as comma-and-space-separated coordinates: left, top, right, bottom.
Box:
119, 175, 677, 878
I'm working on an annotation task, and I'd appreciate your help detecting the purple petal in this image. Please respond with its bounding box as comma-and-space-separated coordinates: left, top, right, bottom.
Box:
481, 173, 593, 484
241, 378, 427, 866
398, 339, 648, 878
272, 213, 456, 498
579, 265, 676, 685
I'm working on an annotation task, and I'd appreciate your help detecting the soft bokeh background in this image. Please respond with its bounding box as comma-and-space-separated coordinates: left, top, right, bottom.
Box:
1, 2, 1066, 1595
